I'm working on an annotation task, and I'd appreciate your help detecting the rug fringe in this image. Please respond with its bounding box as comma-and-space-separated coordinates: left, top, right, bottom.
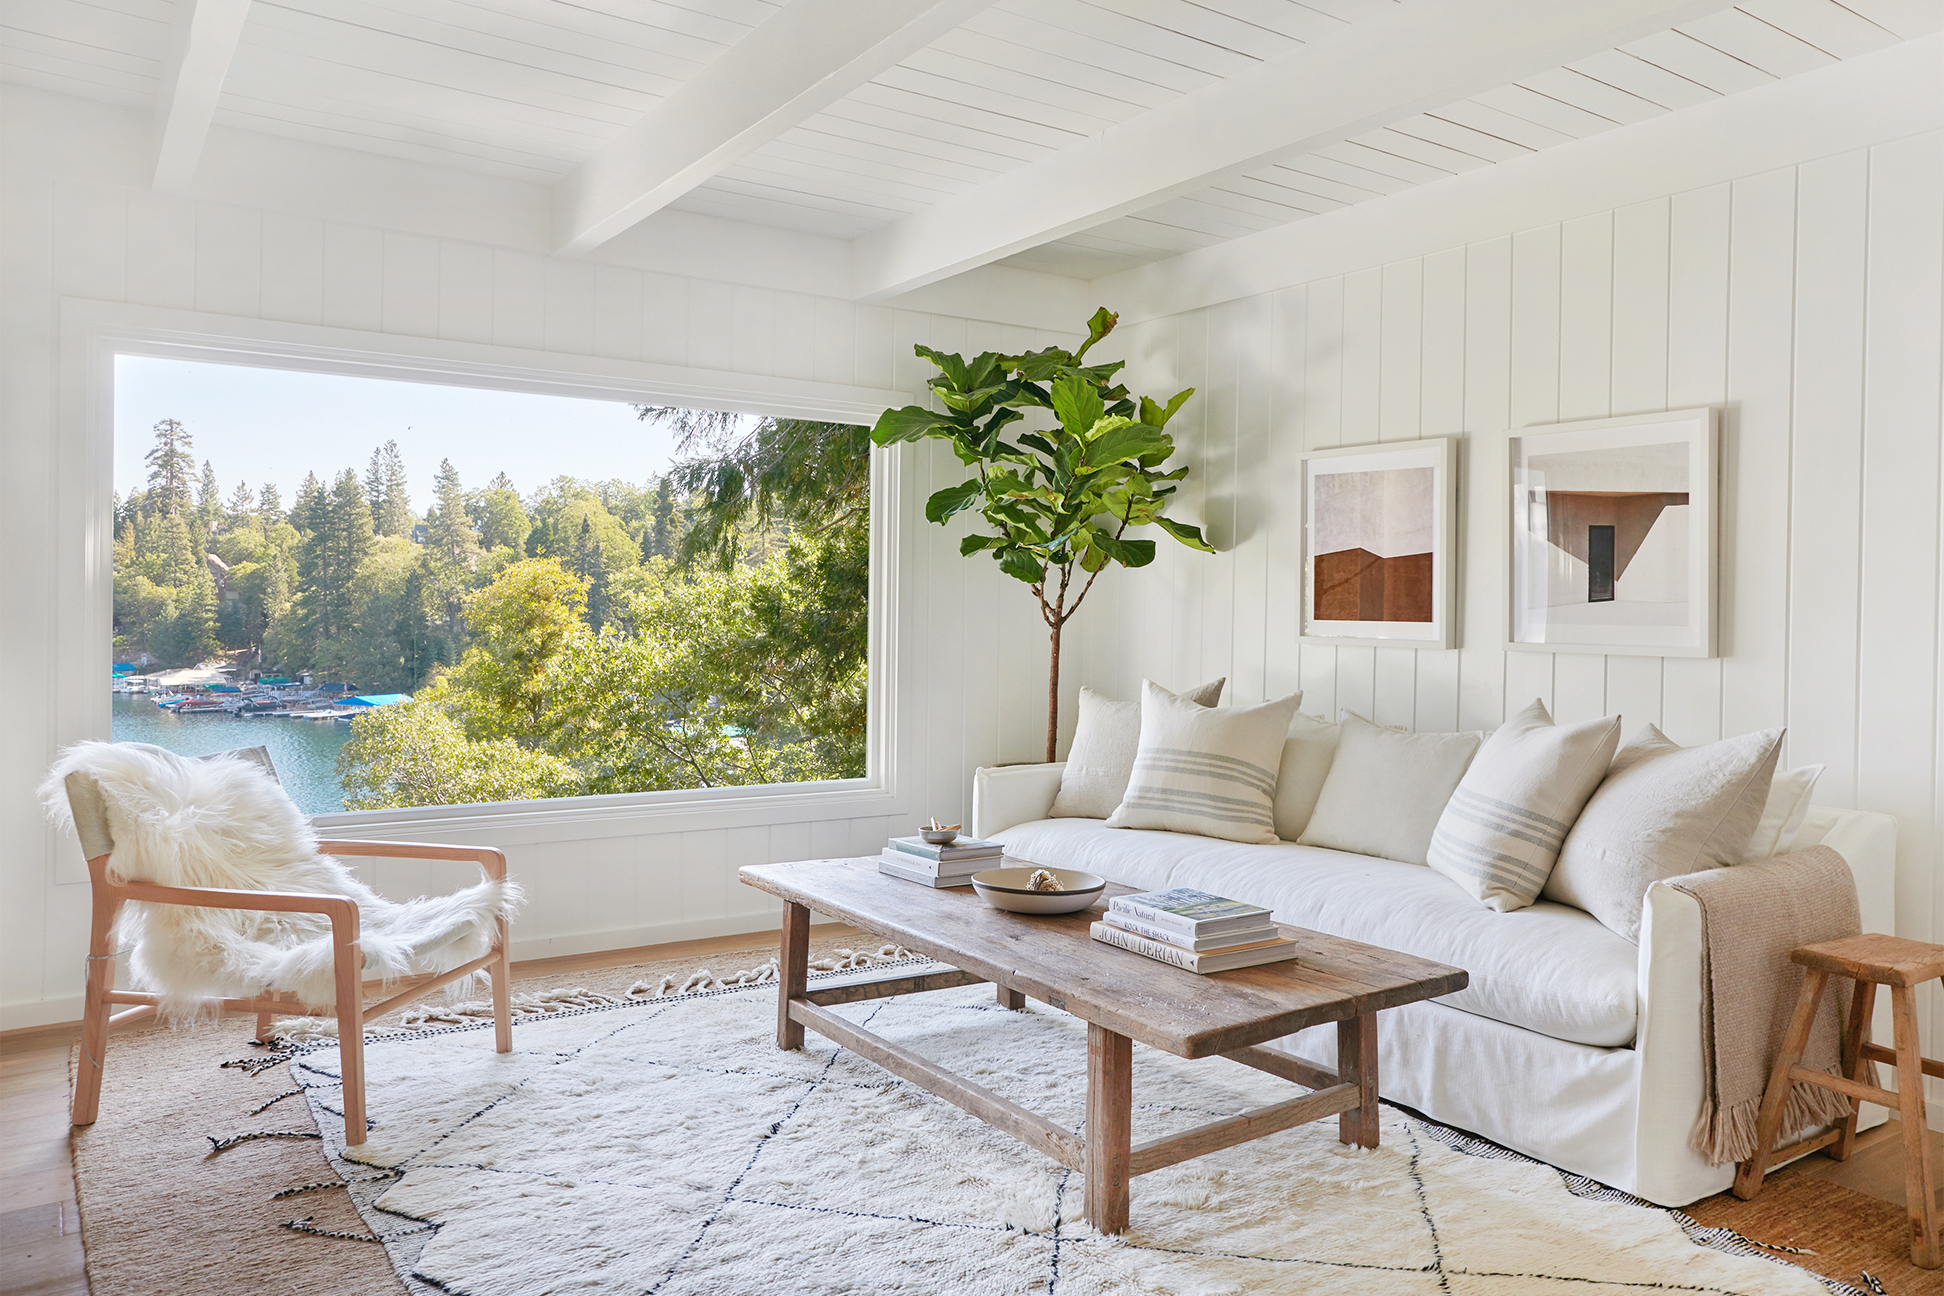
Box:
627, 945, 913, 998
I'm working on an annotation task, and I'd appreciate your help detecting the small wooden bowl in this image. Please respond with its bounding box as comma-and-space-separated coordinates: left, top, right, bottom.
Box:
920, 827, 960, 845
971, 867, 1106, 915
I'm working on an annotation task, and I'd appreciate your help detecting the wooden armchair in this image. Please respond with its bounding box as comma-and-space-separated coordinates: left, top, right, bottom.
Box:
64, 750, 513, 1148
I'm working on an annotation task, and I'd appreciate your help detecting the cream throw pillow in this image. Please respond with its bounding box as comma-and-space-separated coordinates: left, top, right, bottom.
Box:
1739, 763, 1824, 862
1105, 682, 1301, 844
1544, 724, 1784, 942
1271, 712, 1340, 843
1426, 700, 1621, 912
1298, 712, 1483, 866
1049, 679, 1226, 819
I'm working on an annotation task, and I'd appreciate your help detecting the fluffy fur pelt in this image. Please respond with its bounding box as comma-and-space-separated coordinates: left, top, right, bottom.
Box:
40, 741, 522, 1019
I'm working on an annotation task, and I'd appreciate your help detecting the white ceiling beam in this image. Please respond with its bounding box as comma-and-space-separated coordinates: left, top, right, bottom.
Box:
552, 0, 995, 258
849, 0, 1739, 300
152, 0, 252, 193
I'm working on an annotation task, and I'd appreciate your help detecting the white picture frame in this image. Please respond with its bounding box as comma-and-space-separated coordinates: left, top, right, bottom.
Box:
1506, 407, 1718, 658
1299, 436, 1459, 650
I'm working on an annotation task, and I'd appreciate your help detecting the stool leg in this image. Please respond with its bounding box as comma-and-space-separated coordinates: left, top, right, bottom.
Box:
1832, 979, 1875, 1162
1735, 968, 1829, 1200
1890, 984, 1940, 1269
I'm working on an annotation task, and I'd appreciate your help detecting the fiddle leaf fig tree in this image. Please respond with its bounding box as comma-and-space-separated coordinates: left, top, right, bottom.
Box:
871, 307, 1215, 763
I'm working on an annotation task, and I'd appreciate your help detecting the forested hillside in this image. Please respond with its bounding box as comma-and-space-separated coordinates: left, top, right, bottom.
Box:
113, 411, 870, 807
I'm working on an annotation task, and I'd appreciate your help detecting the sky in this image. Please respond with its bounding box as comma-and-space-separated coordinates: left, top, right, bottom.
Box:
114, 356, 703, 515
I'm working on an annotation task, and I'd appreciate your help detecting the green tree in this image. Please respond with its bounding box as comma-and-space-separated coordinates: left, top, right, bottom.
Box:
366, 440, 414, 537
424, 459, 480, 636
337, 696, 576, 810
257, 482, 284, 531
226, 480, 257, 529
471, 475, 530, 553
143, 419, 196, 517
295, 468, 376, 653
439, 557, 588, 736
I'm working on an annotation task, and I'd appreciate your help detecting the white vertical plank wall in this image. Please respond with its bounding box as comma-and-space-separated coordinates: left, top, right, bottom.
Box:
1088, 135, 1944, 1109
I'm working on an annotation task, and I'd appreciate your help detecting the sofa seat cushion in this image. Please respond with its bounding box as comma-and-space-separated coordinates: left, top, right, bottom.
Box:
994, 819, 1640, 1048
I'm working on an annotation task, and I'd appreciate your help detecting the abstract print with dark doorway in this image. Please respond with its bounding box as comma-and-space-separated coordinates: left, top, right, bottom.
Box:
1509, 409, 1716, 657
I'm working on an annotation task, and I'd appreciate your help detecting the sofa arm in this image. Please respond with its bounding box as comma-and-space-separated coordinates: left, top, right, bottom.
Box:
972, 763, 1065, 840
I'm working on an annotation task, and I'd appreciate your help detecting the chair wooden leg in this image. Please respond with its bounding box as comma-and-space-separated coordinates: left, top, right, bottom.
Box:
1735, 967, 1829, 1200
491, 916, 513, 1054
1832, 979, 1876, 1162
1890, 984, 1940, 1269
333, 930, 367, 1148
72, 886, 123, 1128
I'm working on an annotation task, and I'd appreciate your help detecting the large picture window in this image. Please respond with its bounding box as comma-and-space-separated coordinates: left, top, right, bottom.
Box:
111, 357, 870, 814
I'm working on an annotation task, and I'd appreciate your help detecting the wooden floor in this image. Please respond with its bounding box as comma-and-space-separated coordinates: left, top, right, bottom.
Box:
1, 930, 1934, 1295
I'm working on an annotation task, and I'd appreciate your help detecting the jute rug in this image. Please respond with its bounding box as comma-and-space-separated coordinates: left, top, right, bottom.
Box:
70, 945, 1884, 1296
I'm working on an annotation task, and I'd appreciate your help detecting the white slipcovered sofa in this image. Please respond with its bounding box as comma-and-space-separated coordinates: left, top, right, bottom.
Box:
974, 761, 1896, 1207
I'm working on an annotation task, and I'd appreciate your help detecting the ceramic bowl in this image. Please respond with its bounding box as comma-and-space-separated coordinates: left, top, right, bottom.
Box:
971, 867, 1106, 915
920, 827, 960, 846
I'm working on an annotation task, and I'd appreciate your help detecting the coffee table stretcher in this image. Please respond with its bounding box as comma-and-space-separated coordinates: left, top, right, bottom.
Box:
765, 894, 1403, 1234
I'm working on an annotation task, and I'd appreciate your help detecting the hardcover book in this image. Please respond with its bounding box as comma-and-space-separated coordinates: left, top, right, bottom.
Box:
878, 856, 977, 888
1107, 888, 1272, 937
887, 836, 1005, 862
1089, 922, 1299, 973
1100, 912, 1283, 953
879, 847, 986, 877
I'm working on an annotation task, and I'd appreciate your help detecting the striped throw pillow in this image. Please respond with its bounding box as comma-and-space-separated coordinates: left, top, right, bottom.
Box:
1426, 700, 1622, 912
1104, 682, 1302, 844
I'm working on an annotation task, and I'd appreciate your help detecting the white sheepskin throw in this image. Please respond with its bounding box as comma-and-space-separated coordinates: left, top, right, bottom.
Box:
40, 741, 521, 1018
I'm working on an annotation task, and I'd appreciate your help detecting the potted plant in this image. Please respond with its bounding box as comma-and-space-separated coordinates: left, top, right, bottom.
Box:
872, 308, 1214, 763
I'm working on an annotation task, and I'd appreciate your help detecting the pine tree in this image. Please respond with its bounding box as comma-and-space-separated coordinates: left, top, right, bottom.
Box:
226, 480, 256, 528
196, 460, 221, 532
291, 473, 324, 535
144, 419, 196, 516
257, 482, 284, 530
643, 476, 679, 561
366, 440, 413, 537
424, 459, 478, 635
296, 468, 375, 649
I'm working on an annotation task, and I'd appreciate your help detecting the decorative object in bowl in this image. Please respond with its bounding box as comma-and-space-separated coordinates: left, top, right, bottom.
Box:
971, 867, 1106, 915
920, 817, 961, 846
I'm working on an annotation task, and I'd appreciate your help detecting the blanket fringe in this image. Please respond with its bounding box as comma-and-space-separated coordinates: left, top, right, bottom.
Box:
1691, 1067, 1858, 1165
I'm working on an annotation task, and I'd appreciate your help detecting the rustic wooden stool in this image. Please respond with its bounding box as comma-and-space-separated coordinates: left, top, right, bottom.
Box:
1733, 934, 1943, 1269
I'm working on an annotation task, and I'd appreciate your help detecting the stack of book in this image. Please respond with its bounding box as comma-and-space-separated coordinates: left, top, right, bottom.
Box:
1090, 888, 1300, 973
879, 835, 1004, 887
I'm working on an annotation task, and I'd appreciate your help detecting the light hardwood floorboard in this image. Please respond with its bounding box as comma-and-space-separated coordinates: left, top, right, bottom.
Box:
0, 926, 1928, 1295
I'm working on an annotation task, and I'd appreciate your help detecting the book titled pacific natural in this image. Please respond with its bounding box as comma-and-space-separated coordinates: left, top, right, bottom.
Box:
1106, 889, 1273, 938
1089, 922, 1299, 973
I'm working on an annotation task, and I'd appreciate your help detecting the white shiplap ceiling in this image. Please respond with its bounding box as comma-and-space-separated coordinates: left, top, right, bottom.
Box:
3, 0, 1937, 287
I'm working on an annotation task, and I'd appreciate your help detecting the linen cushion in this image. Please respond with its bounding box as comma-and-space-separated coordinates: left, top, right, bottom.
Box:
1426, 700, 1621, 912
1104, 683, 1302, 844
1739, 763, 1824, 862
1049, 679, 1226, 819
997, 817, 1640, 1047
1543, 724, 1784, 942
1298, 712, 1483, 866
1271, 712, 1340, 843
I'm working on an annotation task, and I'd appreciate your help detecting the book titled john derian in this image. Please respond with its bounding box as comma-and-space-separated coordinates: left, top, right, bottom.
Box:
1089, 921, 1299, 973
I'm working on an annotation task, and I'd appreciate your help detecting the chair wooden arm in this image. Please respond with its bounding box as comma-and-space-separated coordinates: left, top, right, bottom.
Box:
314, 839, 508, 881
111, 877, 361, 935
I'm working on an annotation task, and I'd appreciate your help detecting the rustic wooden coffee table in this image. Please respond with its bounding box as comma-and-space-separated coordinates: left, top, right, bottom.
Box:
739, 858, 1467, 1234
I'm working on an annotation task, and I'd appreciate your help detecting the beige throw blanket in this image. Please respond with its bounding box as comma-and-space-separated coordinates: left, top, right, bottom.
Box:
1665, 845, 1861, 1165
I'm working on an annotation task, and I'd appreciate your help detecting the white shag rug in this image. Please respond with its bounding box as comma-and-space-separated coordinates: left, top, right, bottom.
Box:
278, 963, 1853, 1296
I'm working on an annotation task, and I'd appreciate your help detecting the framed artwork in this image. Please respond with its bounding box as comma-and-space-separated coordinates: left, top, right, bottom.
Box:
1506, 407, 1718, 658
1300, 436, 1458, 649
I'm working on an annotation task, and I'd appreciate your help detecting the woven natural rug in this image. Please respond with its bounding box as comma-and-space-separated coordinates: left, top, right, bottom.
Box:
257, 968, 1858, 1296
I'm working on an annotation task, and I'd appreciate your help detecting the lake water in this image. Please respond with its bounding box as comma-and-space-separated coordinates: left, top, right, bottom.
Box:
110, 693, 352, 814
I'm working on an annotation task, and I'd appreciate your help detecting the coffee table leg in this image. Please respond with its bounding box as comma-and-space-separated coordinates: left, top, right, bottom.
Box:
1085, 1023, 1133, 1234
998, 985, 1025, 1010
777, 901, 809, 1051
1337, 1013, 1379, 1149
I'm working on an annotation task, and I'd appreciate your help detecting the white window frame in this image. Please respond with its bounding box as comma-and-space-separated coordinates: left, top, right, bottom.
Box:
55, 296, 917, 878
